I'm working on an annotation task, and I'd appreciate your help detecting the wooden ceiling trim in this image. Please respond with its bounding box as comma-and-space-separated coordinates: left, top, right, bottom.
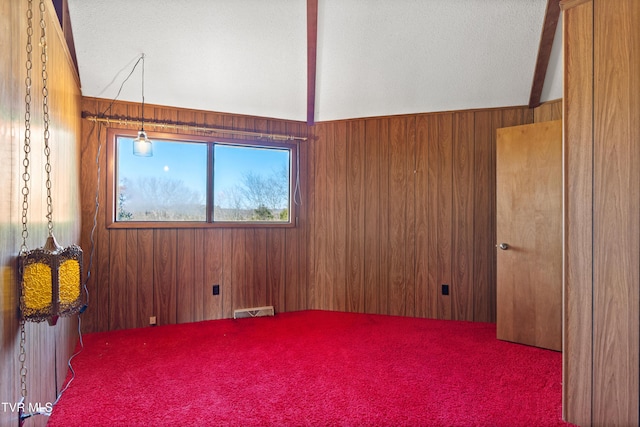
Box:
53, 0, 79, 75
307, 0, 318, 126
528, 0, 561, 108
560, 0, 591, 10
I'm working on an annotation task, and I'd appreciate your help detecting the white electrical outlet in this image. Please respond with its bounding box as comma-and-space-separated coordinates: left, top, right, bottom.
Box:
149, 316, 157, 326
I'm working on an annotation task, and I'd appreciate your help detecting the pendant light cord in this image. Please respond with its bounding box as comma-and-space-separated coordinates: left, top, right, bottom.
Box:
49, 54, 147, 415
141, 53, 145, 132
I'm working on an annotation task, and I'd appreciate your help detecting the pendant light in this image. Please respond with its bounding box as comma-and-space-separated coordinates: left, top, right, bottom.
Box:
132, 53, 152, 156
19, 0, 83, 327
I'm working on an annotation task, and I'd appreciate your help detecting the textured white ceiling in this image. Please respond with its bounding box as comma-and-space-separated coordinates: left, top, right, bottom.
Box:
67, 0, 561, 123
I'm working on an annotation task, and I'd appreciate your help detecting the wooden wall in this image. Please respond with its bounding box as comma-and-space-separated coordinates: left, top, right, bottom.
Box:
0, 1, 82, 426
79, 98, 561, 332
563, 0, 640, 425
591, 1, 640, 422
79, 98, 310, 332
307, 103, 561, 320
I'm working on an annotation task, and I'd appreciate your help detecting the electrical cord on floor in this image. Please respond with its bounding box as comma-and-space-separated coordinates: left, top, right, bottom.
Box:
40, 55, 143, 416
20, 316, 85, 420
42, 123, 100, 415
49, 315, 85, 410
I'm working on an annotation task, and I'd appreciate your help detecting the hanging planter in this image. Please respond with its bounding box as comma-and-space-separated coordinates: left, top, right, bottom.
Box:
18, 0, 83, 326
19, 236, 83, 325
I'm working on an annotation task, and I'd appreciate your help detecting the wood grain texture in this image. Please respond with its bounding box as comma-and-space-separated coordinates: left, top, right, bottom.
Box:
414, 115, 430, 318
592, 0, 640, 424
207, 229, 224, 319
108, 229, 128, 330
529, 0, 562, 108
389, 117, 409, 316
377, 118, 391, 316
425, 114, 441, 319
496, 121, 563, 351
562, 1, 640, 424
267, 230, 285, 312
176, 229, 195, 324
404, 118, 417, 317
346, 120, 365, 313
191, 227, 205, 321
534, 99, 563, 122
136, 229, 154, 328
269, 121, 289, 313
436, 113, 454, 320
78, 99, 538, 331
363, 118, 381, 314
1, 1, 81, 425
472, 110, 493, 322
231, 229, 247, 312
153, 229, 177, 325
291, 121, 309, 311
333, 122, 348, 312
125, 229, 139, 323
562, 1, 593, 423
79, 98, 309, 330
309, 123, 327, 310
452, 111, 475, 320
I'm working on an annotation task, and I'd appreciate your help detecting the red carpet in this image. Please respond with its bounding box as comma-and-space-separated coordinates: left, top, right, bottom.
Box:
48, 310, 572, 427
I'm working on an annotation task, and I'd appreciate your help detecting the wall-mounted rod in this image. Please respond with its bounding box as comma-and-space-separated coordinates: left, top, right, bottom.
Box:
82, 114, 307, 142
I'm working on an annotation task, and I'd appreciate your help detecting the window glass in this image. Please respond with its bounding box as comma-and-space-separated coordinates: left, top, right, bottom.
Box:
116, 137, 208, 221
213, 144, 291, 222
111, 132, 296, 227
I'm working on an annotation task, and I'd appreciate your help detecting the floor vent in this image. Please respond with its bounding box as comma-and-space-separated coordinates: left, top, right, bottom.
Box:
233, 305, 275, 319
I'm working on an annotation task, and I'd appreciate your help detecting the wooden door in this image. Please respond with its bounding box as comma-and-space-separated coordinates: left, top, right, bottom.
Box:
496, 120, 562, 351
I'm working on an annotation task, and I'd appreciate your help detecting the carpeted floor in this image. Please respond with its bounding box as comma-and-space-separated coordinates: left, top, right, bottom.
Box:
48, 310, 573, 426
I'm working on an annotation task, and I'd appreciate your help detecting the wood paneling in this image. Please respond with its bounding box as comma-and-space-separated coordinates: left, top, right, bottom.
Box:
452, 111, 475, 320
79, 98, 310, 330
80, 101, 544, 333
563, 0, 640, 424
593, 0, 640, 423
332, 122, 347, 312
176, 229, 195, 324
1, 1, 81, 426
472, 110, 494, 322
414, 115, 431, 318
389, 117, 411, 317
206, 229, 224, 319
304, 107, 534, 323
562, 1, 593, 424
346, 120, 365, 313
136, 229, 154, 328
154, 229, 177, 326
363, 118, 383, 314
534, 99, 563, 122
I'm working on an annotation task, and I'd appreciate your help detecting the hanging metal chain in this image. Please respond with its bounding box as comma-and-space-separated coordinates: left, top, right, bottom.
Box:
19, 0, 36, 404
39, 0, 54, 236
19, 322, 27, 399
20, 0, 34, 255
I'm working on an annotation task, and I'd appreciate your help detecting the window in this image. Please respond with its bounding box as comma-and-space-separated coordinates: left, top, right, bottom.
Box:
108, 129, 297, 228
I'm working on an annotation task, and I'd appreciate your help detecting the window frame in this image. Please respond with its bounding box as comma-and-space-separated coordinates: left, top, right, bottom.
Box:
106, 128, 298, 229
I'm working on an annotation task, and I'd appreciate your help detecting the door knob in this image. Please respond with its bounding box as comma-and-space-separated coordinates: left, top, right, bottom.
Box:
498, 243, 509, 250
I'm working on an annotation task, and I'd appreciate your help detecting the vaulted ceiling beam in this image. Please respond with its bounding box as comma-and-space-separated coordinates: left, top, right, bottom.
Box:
528, 0, 561, 108
307, 0, 318, 126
